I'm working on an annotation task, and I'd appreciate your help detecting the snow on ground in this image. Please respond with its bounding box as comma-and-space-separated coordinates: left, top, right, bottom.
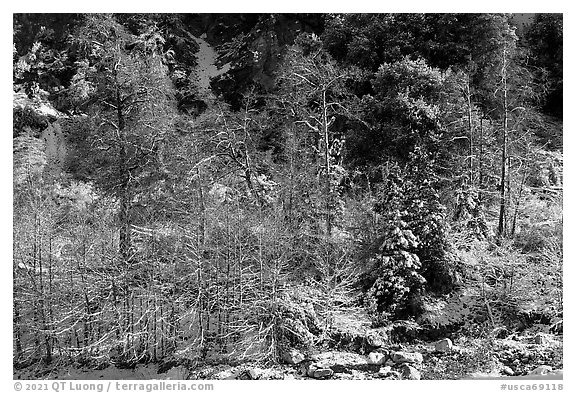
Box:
190, 33, 230, 96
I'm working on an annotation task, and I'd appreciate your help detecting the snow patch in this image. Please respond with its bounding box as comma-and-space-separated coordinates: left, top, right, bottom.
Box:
190, 35, 230, 95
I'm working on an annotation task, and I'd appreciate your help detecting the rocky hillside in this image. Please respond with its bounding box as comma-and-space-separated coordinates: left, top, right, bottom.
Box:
15, 312, 563, 380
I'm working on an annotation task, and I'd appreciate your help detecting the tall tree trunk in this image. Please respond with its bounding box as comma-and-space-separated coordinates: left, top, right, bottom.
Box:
36, 214, 52, 363
196, 202, 205, 359
14, 299, 23, 362
242, 148, 265, 207
478, 117, 485, 203
118, 183, 132, 262
116, 80, 132, 263
32, 213, 40, 357
498, 50, 509, 239
505, 155, 512, 237
321, 88, 337, 290
466, 74, 474, 186
322, 89, 332, 238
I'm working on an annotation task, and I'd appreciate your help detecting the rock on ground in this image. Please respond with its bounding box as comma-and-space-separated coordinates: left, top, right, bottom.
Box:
313, 368, 334, 379
311, 351, 369, 372
281, 349, 305, 365
400, 364, 421, 380
212, 367, 238, 380
367, 352, 387, 365
378, 366, 401, 379
304, 362, 317, 377
502, 366, 514, 376
434, 338, 453, 352
378, 366, 392, 376
533, 333, 551, 345
392, 351, 423, 364
529, 365, 554, 376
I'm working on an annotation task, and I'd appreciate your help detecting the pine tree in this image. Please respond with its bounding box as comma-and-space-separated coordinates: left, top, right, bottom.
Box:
66, 15, 176, 262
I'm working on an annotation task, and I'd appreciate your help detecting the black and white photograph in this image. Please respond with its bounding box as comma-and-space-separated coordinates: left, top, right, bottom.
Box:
11, 10, 564, 386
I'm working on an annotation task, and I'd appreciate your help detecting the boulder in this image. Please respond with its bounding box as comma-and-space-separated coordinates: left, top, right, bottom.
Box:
451, 345, 462, 353
367, 352, 387, 365
213, 369, 237, 380
434, 338, 453, 352
260, 369, 286, 380
334, 373, 354, 380
303, 362, 317, 377
248, 368, 262, 380
378, 366, 392, 377
529, 365, 554, 376
378, 366, 401, 379
313, 368, 334, 379
392, 351, 423, 364
400, 364, 421, 380
281, 349, 305, 365
533, 333, 550, 345
237, 368, 263, 380
502, 366, 514, 376
311, 351, 369, 373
